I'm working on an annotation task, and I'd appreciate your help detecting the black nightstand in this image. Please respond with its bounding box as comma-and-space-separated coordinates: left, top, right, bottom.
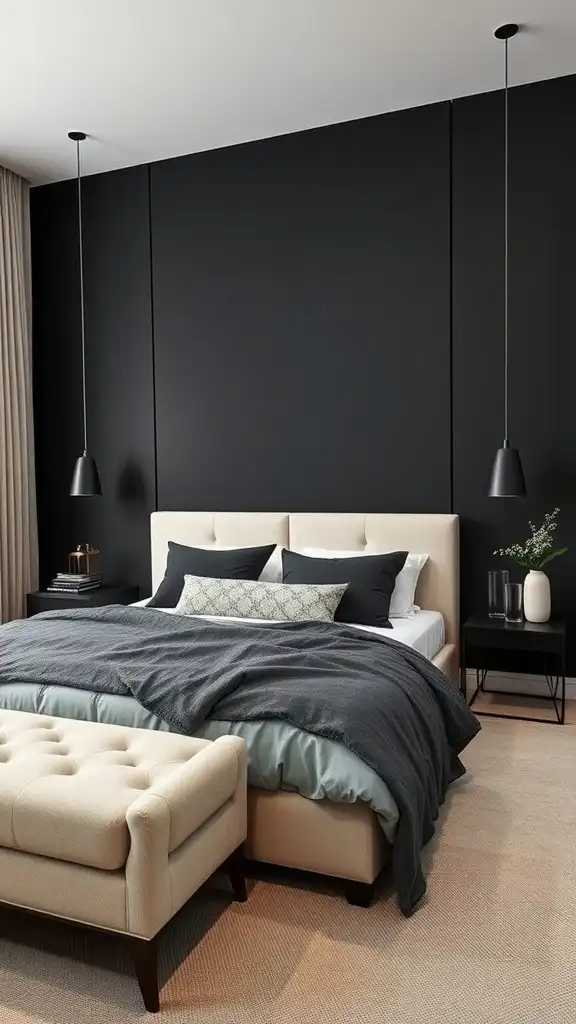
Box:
27, 585, 139, 617
461, 615, 566, 725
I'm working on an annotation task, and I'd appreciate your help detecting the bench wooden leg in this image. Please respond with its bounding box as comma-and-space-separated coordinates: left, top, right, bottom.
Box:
225, 843, 247, 902
344, 880, 374, 908
132, 937, 160, 1013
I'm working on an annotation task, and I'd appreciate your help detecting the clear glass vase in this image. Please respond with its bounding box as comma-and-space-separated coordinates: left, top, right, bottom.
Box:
488, 570, 509, 618
505, 583, 523, 623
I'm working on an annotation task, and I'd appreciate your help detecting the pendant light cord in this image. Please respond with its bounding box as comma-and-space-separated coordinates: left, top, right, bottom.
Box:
503, 36, 509, 444
76, 138, 88, 453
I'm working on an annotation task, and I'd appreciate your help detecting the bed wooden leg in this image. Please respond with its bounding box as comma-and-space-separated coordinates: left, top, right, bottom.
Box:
225, 843, 247, 902
344, 880, 375, 908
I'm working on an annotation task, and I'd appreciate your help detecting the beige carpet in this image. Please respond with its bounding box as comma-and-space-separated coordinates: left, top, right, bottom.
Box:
1, 714, 575, 1023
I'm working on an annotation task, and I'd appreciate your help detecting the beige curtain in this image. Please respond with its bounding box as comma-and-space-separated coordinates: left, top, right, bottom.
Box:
0, 165, 38, 621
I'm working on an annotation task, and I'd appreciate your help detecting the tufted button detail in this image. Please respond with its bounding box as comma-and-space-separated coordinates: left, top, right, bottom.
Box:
0, 707, 218, 870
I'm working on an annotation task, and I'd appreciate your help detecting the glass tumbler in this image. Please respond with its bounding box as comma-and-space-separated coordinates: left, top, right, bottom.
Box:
488, 570, 509, 618
505, 583, 523, 623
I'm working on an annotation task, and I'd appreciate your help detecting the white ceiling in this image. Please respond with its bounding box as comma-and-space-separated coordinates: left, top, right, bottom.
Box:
1, 0, 576, 185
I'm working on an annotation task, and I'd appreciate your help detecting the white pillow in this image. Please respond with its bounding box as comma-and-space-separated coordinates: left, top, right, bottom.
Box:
195, 544, 283, 583
296, 548, 428, 618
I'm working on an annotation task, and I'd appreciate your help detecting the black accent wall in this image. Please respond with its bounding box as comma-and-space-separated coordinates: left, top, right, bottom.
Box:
452, 74, 576, 652
150, 104, 451, 513
31, 165, 156, 593
31, 74, 576, 663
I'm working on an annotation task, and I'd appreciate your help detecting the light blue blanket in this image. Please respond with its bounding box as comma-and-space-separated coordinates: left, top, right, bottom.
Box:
0, 680, 399, 841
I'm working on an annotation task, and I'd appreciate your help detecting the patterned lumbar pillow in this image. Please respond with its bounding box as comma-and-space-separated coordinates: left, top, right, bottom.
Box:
175, 574, 348, 622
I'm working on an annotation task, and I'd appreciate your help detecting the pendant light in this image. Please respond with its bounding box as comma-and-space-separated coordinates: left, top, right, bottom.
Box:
488, 24, 526, 498
68, 130, 102, 497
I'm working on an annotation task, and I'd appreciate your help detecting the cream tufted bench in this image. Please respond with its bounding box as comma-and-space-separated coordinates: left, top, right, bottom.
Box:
0, 709, 248, 1012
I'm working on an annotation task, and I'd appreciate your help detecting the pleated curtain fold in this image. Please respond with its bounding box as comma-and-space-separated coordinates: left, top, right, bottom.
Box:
0, 165, 38, 621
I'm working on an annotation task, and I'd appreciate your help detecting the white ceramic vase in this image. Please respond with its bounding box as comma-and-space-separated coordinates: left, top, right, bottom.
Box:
523, 570, 551, 623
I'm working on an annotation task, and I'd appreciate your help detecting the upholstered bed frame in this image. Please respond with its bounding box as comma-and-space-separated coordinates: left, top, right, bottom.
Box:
150, 512, 459, 901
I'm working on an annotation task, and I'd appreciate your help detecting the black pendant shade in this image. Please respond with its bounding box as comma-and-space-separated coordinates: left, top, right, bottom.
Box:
68, 130, 102, 497
489, 440, 526, 498
70, 452, 102, 497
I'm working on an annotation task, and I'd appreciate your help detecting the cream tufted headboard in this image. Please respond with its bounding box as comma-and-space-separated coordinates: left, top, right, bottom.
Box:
149, 512, 459, 646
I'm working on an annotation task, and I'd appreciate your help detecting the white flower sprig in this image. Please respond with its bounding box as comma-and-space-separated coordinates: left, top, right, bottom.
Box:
494, 508, 568, 571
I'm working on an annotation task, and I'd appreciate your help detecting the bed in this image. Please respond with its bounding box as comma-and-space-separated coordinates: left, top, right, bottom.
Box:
0, 511, 463, 909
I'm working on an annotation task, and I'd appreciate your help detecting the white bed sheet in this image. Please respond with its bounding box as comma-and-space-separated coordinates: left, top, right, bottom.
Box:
131, 601, 445, 661
356, 610, 445, 660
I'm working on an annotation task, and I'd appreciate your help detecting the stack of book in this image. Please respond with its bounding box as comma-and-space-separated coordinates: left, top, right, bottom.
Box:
47, 572, 102, 594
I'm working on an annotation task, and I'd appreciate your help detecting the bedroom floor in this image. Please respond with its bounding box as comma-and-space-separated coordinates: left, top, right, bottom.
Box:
1, 710, 575, 1024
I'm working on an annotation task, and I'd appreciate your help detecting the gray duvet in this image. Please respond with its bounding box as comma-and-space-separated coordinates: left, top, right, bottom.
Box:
0, 605, 479, 914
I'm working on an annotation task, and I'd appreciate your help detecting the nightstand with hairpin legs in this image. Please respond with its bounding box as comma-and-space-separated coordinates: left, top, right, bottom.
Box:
461, 615, 566, 725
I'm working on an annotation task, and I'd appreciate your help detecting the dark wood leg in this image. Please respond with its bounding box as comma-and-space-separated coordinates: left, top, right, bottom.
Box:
344, 880, 375, 908
133, 937, 160, 1013
225, 843, 247, 902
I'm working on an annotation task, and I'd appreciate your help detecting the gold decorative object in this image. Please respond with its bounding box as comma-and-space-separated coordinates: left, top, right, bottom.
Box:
68, 543, 102, 577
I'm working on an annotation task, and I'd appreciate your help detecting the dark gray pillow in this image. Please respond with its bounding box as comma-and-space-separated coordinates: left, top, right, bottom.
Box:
148, 542, 276, 608
281, 549, 408, 628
